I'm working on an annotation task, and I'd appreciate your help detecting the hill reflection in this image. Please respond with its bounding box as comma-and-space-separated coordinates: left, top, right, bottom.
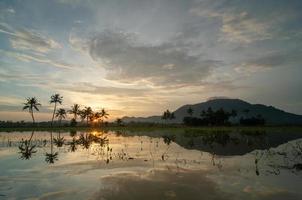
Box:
0, 129, 300, 176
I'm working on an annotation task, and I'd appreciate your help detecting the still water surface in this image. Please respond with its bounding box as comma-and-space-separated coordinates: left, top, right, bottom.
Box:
0, 129, 301, 199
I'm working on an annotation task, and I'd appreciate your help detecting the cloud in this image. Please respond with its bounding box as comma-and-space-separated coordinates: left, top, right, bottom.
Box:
61, 82, 151, 97
246, 50, 302, 67
191, 8, 272, 44
0, 70, 44, 82
88, 30, 221, 87
190, 0, 277, 44
235, 49, 302, 75
6, 8, 15, 14
234, 63, 271, 75
0, 49, 74, 69
0, 22, 61, 53
0, 96, 22, 105
220, 12, 272, 43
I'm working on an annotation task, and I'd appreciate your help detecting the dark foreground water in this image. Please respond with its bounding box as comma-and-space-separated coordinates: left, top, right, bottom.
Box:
0, 129, 301, 200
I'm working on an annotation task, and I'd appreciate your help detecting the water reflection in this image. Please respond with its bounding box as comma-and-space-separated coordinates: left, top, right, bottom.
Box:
18, 131, 37, 159
53, 131, 65, 148
67, 136, 78, 152
254, 139, 302, 176
1, 129, 302, 199
11, 129, 302, 177
45, 131, 58, 164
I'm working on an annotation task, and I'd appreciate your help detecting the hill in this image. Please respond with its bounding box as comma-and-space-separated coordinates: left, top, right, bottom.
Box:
122, 98, 302, 125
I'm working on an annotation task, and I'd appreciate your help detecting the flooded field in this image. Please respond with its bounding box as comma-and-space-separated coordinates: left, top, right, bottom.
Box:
0, 129, 301, 199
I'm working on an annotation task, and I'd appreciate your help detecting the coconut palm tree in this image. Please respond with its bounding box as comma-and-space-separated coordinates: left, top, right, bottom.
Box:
22, 97, 41, 125
79, 110, 86, 123
91, 112, 101, 125
162, 110, 170, 122
50, 94, 63, 127
187, 107, 193, 116
162, 109, 175, 121
82, 107, 93, 125
54, 109, 66, 147
100, 108, 109, 121
116, 118, 123, 126
68, 104, 80, 121
55, 108, 67, 126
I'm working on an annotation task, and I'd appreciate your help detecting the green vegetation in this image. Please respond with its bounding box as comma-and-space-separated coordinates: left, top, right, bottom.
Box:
1, 124, 301, 133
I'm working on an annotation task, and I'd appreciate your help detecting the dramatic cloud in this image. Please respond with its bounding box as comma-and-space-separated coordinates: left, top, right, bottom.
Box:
0, 22, 61, 53
61, 82, 151, 97
0, 0, 302, 121
191, 8, 272, 44
88, 30, 221, 87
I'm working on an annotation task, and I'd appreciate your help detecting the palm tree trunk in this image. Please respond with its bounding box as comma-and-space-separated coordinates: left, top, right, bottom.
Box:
50, 131, 53, 154
51, 103, 57, 127
29, 131, 35, 142
30, 109, 35, 125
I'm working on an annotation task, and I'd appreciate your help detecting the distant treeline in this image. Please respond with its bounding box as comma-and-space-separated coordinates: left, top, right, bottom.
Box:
2, 94, 112, 128
182, 107, 265, 126
1, 91, 266, 128
0, 120, 74, 128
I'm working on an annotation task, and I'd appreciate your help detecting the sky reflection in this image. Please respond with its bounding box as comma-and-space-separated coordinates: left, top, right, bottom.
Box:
0, 130, 301, 199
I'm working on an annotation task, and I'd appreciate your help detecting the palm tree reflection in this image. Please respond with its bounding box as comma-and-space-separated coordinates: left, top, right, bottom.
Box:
14, 129, 302, 176
18, 131, 37, 160
67, 137, 78, 152
53, 131, 65, 148
45, 131, 58, 164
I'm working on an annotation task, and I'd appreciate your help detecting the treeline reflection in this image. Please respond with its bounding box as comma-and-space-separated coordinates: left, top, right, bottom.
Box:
10, 129, 302, 176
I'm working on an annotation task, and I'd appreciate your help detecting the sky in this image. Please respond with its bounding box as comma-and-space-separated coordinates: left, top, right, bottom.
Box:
0, 0, 302, 121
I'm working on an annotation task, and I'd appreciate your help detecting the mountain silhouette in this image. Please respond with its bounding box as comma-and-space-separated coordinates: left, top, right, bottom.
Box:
122, 98, 302, 125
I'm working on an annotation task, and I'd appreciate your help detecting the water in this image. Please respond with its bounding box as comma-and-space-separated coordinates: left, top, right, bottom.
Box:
0, 129, 301, 199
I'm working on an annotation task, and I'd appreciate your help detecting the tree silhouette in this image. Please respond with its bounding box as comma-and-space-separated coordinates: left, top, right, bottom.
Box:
201, 107, 237, 125
198, 107, 237, 126
18, 131, 37, 160
53, 131, 65, 147
91, 111, 101, 124
100, 108, 109, 123
45, 131, 58, 164
187, 107, 194, 116
50, 94, 63, 127
116, 118, 123, 126
162, 109, 176, 123
55, 108, 67, 126
67, 137, 78, 152
22, 97, 41, 125
68, 104, 80, 121
81, 107, 93, 125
